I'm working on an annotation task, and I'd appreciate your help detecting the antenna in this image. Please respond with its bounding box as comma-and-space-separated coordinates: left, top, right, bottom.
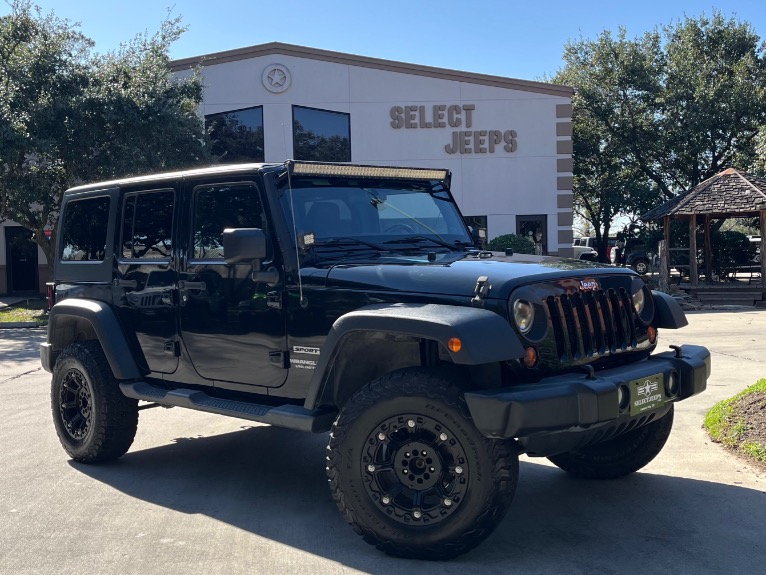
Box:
285, 161, 308, 309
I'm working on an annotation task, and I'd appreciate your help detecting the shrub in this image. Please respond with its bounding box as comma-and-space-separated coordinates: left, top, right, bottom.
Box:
487, 234, 535, 254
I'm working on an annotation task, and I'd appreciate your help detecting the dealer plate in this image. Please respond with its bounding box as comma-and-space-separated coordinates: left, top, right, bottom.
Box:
629, 374, 665, 416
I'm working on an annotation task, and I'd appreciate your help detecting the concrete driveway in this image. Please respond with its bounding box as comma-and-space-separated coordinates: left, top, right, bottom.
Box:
0, 310, 764, 575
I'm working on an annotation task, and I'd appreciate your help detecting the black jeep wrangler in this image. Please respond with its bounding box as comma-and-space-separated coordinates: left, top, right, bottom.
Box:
41, 161, 710, 559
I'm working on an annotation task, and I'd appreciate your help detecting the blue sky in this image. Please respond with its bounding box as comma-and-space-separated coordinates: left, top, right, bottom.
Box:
3, 1, 765, 81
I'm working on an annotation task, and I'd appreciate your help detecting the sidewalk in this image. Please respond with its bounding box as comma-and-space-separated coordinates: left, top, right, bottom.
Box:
0, 296, 30, 308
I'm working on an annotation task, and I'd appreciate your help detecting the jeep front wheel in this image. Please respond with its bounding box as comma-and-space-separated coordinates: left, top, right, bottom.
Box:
632, 258, 650, 275
326, 368, 518, 559
51, 341, 139, 463
547, 406, 674, 479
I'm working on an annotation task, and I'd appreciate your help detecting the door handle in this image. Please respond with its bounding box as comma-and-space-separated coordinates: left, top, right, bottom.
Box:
113, 279, 138, 289
177, 280, 207, 290
160, 289, 173, 305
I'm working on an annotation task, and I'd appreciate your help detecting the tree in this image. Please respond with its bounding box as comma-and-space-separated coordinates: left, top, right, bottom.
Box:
0, 1, 210, 272
554, 12, 766, 256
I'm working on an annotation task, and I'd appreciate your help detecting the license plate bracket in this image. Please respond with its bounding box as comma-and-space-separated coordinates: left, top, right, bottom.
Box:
629, 374, 665, 416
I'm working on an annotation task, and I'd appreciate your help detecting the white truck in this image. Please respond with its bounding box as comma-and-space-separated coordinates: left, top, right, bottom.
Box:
572, 237, 599, 260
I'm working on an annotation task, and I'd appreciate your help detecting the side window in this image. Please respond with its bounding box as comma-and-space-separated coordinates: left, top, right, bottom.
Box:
192, 183, 266, 260
121, 190, 175, 260
60, 196, 111, 261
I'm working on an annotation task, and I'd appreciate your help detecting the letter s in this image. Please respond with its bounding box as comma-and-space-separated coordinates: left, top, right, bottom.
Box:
390, 106, 404, 129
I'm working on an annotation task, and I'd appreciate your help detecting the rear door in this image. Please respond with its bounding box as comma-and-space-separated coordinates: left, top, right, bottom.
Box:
178, 179, 288, 389
114, 186, 179, 375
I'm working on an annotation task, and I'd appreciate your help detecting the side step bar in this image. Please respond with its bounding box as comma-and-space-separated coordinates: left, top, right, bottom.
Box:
120, 382, 337, 433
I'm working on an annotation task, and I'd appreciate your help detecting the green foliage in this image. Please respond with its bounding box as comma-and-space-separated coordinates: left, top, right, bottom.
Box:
0, 1, 211, 272
487, 234, 535, 254
554, 12, 766, 242
704, 379, 766, 460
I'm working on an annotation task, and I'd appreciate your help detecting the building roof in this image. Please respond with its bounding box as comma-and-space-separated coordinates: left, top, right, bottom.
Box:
641, 168, 766, 220
169, 42, 573, 98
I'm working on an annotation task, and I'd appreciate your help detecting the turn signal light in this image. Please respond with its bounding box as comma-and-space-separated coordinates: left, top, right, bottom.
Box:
523, 346, 538, 368
648, 326, 657, 344
448, 338, 462, 353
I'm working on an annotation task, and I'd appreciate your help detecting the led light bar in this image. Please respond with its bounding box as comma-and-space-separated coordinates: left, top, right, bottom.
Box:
290, 161, 449, 181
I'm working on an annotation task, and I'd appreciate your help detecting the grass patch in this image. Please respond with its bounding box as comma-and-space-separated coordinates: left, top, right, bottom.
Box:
704, 379, 766, 467
0, 298, 48, 326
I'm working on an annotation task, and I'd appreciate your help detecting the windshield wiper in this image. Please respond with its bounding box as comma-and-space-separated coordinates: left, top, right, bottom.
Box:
313, 237, 392, 252
385, 235, 467, 252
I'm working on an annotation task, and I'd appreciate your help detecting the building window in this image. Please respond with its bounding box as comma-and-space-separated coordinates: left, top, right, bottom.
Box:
205, 106, 264, 163
293, 106, 351, 162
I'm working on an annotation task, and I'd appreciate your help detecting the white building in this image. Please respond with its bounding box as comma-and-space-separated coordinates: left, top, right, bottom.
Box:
0, 42, 573, 296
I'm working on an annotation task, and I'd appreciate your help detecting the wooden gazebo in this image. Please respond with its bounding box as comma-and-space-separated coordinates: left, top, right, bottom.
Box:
642, 168, 766, 295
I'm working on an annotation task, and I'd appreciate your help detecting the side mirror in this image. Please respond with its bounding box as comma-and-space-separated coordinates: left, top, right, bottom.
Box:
223, 228, 267, 265
223, 228, 280, 286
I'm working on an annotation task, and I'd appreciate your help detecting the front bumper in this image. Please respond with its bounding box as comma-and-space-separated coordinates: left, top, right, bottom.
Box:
464, 344, 710, 450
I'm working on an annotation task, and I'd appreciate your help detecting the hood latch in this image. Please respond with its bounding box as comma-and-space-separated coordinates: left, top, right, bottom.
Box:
471, 275, 490, 306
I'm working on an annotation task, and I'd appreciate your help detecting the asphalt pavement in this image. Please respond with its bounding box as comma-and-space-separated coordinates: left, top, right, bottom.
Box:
0, 311, 764, 575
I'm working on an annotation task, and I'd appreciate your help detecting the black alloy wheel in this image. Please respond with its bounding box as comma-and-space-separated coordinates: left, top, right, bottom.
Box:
361, 413, 469, 526
51, 341, 138, 463
59, 368, 93, 440
327, 367, 518, 559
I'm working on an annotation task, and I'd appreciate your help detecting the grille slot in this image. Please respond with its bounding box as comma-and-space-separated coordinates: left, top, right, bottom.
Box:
544, 288, 637, 361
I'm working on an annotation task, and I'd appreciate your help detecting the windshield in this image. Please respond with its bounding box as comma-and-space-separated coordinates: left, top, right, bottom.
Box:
278, 177, 473, 252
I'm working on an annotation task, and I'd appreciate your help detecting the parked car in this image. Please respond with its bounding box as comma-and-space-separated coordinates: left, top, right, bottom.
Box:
611, 239, 657, 274
41, 161, 710, 559
573, 236, 617, 261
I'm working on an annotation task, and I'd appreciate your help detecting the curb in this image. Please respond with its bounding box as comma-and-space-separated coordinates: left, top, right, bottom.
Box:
0, 322, 42, 328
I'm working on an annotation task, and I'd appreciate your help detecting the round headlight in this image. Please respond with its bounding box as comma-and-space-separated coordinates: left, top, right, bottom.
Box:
513, 300, 535, 334
632, 286, 646, 314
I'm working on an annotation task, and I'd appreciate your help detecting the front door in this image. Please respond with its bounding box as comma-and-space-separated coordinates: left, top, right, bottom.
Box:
5, 226, 38, 294
516, 215, 548, 255
178, 180, 288, 389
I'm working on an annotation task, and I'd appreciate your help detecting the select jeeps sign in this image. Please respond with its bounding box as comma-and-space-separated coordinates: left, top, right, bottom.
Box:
389, 104, 518, 155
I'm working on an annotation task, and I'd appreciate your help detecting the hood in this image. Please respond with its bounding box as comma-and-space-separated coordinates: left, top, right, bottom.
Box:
301, 251, 634, 300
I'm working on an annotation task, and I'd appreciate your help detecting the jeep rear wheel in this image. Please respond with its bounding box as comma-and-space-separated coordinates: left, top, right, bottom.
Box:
52, 341, 138, 463
632, 258, 650, 275
326, 368, 518, 559
547, 406, 674, 479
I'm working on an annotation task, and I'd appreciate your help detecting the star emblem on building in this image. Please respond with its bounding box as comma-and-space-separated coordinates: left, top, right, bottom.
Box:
267, 68, 286, 87
262, 63, 291, 93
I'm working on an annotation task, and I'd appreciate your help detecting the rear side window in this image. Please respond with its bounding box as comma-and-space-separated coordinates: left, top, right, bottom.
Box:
60, 196, 111, 261
121, 189, 175, 260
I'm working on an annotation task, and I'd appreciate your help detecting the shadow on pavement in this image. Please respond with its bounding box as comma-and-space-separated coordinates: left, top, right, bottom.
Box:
0, 328, 45, 374
72, 424, 766, 574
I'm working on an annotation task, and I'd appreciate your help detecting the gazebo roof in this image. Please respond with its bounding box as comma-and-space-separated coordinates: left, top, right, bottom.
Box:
642, 168, 766, 220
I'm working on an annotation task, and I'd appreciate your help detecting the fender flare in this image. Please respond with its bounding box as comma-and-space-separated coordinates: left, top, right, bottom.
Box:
45, 299, 142, 380
304, 303, 525, 410
651, 290, 689, 329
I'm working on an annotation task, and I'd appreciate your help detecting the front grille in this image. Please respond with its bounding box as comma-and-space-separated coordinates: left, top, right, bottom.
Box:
544, 288, 637, 361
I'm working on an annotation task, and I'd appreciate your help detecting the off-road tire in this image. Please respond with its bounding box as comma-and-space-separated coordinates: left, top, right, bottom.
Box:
632, 258, 650, 275
547, 406, 674, 479
51, 341, 139, 463
326, 367, 518, 560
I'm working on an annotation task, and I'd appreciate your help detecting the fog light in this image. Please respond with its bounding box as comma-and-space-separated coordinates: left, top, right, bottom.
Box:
617, 385, 630, 410
448, 338, 462, 353
647, 326, 657, 344
523, 347, 538, 368
666, 371, 680, 396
